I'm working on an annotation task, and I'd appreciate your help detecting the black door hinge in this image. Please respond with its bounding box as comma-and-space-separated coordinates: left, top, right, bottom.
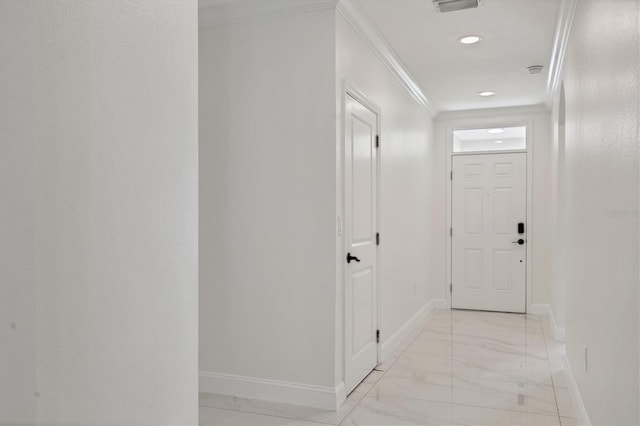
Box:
376, 232, 380, 246
450, 283, 452, 293
375, 135, 380, 148
450, 171, 453, 180
376, 329, 380, 343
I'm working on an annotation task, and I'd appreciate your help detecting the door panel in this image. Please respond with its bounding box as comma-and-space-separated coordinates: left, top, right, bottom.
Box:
493, 250, 512, 292
493, 188, 513, 235
452, 153, 527, 313
464, 188, 483, 235
352, 117, 374, 242
344, 94, 378, 394
352, 268, 374, 353
464, 249, 483, 290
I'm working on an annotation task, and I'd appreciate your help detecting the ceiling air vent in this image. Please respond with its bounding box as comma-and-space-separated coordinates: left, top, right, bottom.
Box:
433, 0, 482, 13
527, 65, 544, 75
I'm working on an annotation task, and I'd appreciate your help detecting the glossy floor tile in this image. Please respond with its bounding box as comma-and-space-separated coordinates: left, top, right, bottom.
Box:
199, 406, 329, 426
342, 394, 453, 425
200, 309, 579, 426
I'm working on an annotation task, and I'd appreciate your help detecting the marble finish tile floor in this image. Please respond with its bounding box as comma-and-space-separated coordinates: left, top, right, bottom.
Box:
199, 309, 579, 425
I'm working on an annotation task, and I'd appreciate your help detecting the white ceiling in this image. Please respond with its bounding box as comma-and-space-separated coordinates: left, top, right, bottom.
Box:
357, 0, 562, 112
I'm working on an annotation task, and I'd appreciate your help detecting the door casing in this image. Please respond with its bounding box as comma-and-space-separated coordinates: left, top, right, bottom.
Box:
340, 82, 381, 393
445, 121, 534, 313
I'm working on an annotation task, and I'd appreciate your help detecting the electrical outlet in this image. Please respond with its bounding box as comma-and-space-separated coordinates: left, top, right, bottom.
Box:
584, 345, 588, 371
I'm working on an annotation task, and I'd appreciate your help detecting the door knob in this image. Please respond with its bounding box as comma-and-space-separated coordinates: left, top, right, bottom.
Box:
346, 252, 361, 263
512, 239, 525, 245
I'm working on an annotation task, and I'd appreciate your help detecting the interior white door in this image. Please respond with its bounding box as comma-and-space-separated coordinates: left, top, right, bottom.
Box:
344, 94, 378, 394
452, 153, 527, 313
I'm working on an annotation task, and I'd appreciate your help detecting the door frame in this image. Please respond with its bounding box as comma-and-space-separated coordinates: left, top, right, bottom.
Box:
445, 120, 534, 313
340, 81, 382, 388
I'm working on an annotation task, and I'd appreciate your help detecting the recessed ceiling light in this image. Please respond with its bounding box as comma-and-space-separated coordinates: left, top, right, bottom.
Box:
478, 91, 495, 97
458, 35, 482, 45
494, 140, 504, 144
488, 128, 504, 134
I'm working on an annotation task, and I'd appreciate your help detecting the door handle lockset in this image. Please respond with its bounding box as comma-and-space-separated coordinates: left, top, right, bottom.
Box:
512, 239, 525, 245
346, 252, 361, 263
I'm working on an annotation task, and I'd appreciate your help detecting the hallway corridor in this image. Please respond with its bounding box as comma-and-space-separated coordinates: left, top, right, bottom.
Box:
199, 310, 577, 425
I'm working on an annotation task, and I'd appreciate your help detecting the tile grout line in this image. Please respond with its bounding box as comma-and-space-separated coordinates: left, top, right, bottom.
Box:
202, 311, 566, 425
535, 314, 560, 422
343, 333, 406, 424
349, 311, 561, 421
339, 379, 378, 426
540, 314, 563, 425
198, 404, 333, 426
402, 311, 560, 418
341, 309, 444, 424
343, 391, 564, 418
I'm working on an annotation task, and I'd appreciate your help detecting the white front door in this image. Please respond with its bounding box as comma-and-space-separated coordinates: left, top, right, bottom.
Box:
344, 94, 378, 394
452, 153, 527, 313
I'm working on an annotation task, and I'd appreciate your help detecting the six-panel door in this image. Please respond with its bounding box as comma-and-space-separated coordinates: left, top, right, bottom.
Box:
452, 153, 527, 313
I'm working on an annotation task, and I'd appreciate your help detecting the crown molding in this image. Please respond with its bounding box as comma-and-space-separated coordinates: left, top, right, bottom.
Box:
199, 0, 436, 114
336, 0, 437, 115
545, 0, 577, 108
199, 0, 339, 28
436, 104, 548, 122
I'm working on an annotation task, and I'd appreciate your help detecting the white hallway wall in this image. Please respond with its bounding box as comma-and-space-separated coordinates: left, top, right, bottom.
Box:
199, 3, 437, 407
0, 1, 199, 424
560, 0, 639, 424
199, 7, 338, 391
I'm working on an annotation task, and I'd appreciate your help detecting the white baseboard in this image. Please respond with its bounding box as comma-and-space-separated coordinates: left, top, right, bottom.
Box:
529, 303, 550, 316
529, 303, 565, 342
199, 371, 345, 410
563, 355, 591, 425
199, 297, 448, 411
552, 323, 566, 342
380, 298, 447, 361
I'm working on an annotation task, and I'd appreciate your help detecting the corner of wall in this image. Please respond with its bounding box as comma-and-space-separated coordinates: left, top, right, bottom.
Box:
199, 372, 345, 410
530, 303, 565, 342
380, 298, 447, 361
562, 356, 592, 425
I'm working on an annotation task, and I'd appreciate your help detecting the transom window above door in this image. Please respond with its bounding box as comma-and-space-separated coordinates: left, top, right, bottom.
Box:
453, 126, 526, 153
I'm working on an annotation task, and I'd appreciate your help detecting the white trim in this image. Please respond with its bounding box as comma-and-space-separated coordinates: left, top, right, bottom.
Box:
336, 1, 436, 115
344, 83, 382, 129
563, 355, 591, 425
554, 325, 566, 342
342, 83, 383, 391
198, 0, 339, 28
530, 303, 566, 342
529, 303, 550, 316
380, 298, 447, 361
451, 149, 527, 157
199, 371, 346, 410
444, 116, 534, 314
545, 0, 577, 107
436, 104, 548, 122
199, 0, 436, 114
